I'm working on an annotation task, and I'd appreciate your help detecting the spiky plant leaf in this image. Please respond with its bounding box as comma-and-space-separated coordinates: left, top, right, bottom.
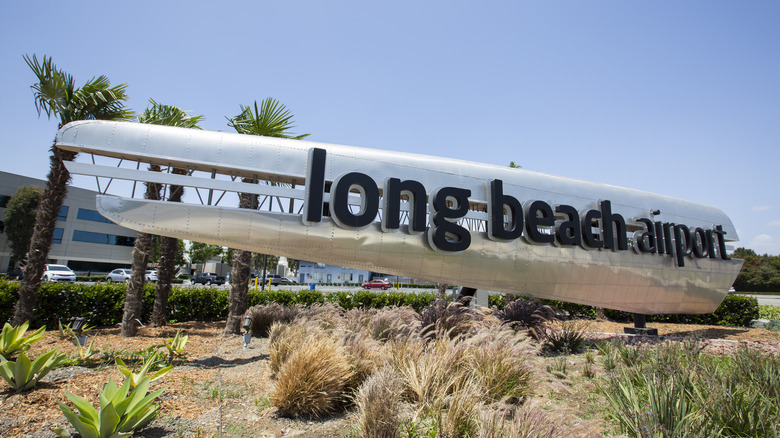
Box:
57, 377, 163, 438
0, 321, 45, 358
0, 350, 65, 391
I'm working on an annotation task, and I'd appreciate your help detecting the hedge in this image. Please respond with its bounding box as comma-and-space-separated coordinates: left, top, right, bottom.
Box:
490, 293, 759, 327
0, 280, 437, 328
0, 280, 758, 328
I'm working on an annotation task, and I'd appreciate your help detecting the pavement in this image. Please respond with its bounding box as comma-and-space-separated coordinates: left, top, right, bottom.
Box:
744, 294, 780, 307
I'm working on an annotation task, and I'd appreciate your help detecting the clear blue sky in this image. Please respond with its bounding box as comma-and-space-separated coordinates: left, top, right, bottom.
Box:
1, 1, 778, 254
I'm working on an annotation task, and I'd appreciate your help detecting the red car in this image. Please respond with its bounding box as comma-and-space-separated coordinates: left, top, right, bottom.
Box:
362, 279, 391, 290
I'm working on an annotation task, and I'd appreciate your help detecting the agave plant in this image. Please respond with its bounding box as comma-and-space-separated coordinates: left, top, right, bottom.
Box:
54, 377, 165, 438
163, 330, 188, 363
0, 321, 45, 359
0, 349, 65, 392
116, 354, 172, 389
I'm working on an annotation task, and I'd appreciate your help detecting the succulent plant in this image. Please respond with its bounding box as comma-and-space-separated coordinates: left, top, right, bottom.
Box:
0, 321, 45, 359
54, 376, 165, 438
0, 349, 65, 392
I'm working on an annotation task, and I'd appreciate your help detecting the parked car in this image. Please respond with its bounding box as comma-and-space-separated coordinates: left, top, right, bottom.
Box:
42, 264, 76, 282
106, 268, 132, 283
192, 272, 225, 285
362, 279, 391, 290
271, 277, 294, 286
728, 286, 736, 294
145, 270, 158, 282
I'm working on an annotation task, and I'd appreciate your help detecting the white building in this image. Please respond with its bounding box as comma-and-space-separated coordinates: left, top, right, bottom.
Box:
297, 261, 371, 284
0, 171, 136, 274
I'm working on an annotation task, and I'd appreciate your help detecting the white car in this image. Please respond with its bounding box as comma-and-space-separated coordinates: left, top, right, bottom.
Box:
106, 268, 132, 283
42, 264, 76, 282
145, 270, 159, 282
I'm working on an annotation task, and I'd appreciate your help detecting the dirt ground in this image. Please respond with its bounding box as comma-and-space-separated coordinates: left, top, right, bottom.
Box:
1, 320, 778, 438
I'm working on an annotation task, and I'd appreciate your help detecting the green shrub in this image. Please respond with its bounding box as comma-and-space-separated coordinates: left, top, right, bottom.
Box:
541, 300, 599, 319
542, 320, 588, 355
759, 305, 780, 320
488, 294, 506, 309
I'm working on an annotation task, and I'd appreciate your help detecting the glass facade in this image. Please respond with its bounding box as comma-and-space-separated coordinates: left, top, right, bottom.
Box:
76, 208, 112, 223
57, 205, 69, 221
72, 230, 135, 246
52, 228, 64, 244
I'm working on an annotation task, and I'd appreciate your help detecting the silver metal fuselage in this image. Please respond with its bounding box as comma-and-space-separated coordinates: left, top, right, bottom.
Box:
57, 121, 742, 314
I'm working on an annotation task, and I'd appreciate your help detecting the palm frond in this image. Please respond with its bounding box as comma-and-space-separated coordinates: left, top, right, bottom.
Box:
227, 97, 309, 139
138, 99, 204, 128
24, 53, 133, 126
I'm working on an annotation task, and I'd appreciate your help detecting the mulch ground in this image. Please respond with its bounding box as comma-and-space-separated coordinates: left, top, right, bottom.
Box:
1, 319, 778, 437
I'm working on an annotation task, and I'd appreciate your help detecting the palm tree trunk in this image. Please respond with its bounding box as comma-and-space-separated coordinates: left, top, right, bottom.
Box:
224, 182, 258, 335
13, 146, 75, 325
437, 282, 448, 300
151, 236, 177, 326
225, 248, 253, 334
121, 169, 161, 336
151, 169, 186, 327
121, 232, 151, 337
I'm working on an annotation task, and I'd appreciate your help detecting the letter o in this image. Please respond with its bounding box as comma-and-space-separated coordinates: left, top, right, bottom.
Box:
692, 227, 709, 258
329, 172, 379, 229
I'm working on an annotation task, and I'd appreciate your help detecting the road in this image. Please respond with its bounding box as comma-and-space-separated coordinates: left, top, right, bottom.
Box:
744, 294, 780, 307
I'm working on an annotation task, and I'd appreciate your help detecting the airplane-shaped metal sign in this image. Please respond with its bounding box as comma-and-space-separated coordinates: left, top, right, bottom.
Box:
57, 120, 743, 314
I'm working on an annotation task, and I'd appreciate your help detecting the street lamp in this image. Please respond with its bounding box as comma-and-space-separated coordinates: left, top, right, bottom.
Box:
242, 316, 252, 349
70, 317, 87, 346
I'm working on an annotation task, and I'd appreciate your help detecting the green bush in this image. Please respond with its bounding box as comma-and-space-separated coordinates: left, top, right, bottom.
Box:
488, 292, 759, 327
759, 305, 780, 320
0, 280, 757, 329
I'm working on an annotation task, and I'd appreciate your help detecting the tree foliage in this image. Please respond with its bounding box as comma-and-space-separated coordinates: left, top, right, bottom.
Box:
188, 242, 223, 266
25, 54, 133, 128
137, 99, 203, 128
732, 247, 780, 292
227, 98, 310, 140
3, 187, 42, 264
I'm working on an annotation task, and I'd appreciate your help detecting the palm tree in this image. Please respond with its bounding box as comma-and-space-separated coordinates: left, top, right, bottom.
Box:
223, 98, 309, 334
13, 54, 132, 325
121, 100, 203, 336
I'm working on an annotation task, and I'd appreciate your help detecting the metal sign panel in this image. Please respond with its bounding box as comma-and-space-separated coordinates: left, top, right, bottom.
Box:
57, 120, 743, 314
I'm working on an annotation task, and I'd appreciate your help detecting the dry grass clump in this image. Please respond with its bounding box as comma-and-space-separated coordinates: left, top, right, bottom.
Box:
271, 334, 354, 418
267, 301, 589, 433
496, 299, 557, 340
478, 401, 602, 438
268, 321, 317, 374
245, 303, 300, 337
431, 374, 483, 438
462, 326, 537, 404
354, 366, 404, 438
394, 333, 466, 409
419, 299, 479, 339
295, 302, 346, 329
368, 306, 421, 341
341, 331, 386, 390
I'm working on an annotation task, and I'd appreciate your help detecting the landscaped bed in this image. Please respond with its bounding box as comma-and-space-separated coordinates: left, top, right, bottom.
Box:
1, 306, 779, 437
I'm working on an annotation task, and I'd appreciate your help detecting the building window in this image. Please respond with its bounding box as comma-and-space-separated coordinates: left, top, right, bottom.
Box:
0, 195, 10, 208
72, 230, 135, 246
76, 208, 112, 223
57, 205, 69, 221
52, 228, 64, 244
